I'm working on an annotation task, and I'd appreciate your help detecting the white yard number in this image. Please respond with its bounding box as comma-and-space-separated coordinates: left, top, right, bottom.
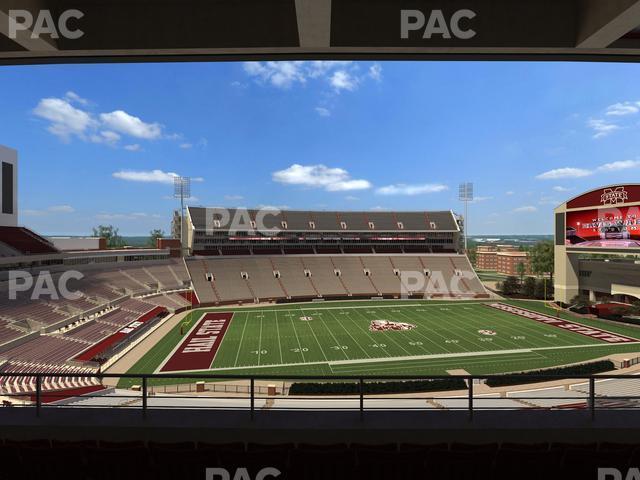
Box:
409, 341, 424, 346
444, 339, 458, 344
511, 336, 526, 340
331, 345, 349, 350
291, 348, 309, 353
370, 343, 387, 348
251, 350, 268, 355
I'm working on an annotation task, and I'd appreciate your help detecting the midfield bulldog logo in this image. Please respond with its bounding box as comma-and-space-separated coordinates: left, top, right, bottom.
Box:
370, 320, 416, 332
601, 187, 628, 206
478, 329, 497, 336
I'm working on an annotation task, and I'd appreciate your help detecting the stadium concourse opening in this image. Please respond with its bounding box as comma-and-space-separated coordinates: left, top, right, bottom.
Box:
3, 0, 640, 476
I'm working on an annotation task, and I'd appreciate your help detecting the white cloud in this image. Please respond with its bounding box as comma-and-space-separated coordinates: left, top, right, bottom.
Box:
537, 160, 640, 181
345, 196, 359, 201
242, 61, 380, 94
124, 144, 141, 152
376, 183, 449, 196
470, 196, 493, 203
257, 204, 290, 210
330, 70, 358, 92
95, 212, 162, 221
33, 97, 97, 141
369, 63, 382, 81
315, 107, 331, 117
597, 159, 640, 172
552, 186, 572, 192
588, 118, 620, 139
370, 206, 390, 211
538, 196, 560, 205
307, 61, 353, 78
606, 101, 640, 116
243, 61, 307, 89
89, 130, 121, 145
64, 91, 89, 106
113, 169, 179, 184
224, 195, 244, 201
505, 191, 515, 196
180, 143, 193, 149
272, 164, 371, 192
536, 167, 593, 180
99, 110, 162, 140
48, 205, 75, 213
23, 205, 75, 216
513, 206, 538, 213
33, 93, 179, 147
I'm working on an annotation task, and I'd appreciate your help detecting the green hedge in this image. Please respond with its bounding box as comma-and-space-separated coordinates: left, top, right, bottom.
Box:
289, 378, 467, 396
485, 360, 615, 387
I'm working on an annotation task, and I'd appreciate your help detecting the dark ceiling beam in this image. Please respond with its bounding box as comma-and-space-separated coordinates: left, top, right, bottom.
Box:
0, 0, 58, 51
577, 0, 640, 48
295, 0, 332, 48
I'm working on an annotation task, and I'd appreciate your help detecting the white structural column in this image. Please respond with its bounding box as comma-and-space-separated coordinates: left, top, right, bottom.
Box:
295, 0, 332, 48
577, 0, 640, 48
0, 144, 18, 227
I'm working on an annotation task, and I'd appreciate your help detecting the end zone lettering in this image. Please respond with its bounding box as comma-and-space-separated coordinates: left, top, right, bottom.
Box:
183, 319, 227, 353
160, 312, 233, 372
487, 303, 637, 344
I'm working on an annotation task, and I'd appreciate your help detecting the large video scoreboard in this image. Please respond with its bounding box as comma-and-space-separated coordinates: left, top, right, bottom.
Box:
554, 184, 640, 304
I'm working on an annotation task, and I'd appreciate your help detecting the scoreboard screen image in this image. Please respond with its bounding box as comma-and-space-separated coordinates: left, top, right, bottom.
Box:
566, 206, 640, 248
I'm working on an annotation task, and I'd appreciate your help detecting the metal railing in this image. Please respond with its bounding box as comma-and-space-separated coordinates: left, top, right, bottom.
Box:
0, 372, 639, 419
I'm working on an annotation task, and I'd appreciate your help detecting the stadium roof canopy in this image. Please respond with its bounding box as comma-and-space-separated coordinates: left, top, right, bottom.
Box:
1, 0, 640, 65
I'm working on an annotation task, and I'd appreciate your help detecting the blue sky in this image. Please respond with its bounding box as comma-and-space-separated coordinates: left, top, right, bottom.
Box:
1, 60, 640, 236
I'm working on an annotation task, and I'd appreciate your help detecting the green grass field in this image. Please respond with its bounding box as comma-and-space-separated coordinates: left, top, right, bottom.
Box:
119, 299, 640, 387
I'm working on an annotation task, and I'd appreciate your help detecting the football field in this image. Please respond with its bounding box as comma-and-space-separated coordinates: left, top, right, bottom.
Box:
121, 300, 640, 383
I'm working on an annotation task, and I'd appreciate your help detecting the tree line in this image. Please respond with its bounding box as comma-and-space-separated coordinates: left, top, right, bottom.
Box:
91, 225, 166, 248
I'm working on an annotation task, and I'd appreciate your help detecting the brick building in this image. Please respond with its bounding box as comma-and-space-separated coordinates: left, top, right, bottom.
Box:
476, 245, 532, 276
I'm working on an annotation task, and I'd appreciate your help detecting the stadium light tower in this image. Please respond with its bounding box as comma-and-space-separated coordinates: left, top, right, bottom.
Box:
458, 182, 473, 252
174, 176, 191, 257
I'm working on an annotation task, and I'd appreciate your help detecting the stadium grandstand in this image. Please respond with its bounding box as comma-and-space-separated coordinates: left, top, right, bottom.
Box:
4, 0, 640, 474
184, 207, 488, 304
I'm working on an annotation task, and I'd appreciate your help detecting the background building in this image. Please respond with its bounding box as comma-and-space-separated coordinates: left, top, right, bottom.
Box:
476, 244, 531, 276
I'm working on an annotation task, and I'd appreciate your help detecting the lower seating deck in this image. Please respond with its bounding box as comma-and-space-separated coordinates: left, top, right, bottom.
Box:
190, 254, 487, 304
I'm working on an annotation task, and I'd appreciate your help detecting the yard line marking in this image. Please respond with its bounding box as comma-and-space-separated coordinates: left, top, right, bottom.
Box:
189, 341, 635, 373
325, 308, 372, 359
210, 302, 484, 314
275, 310, 284, 364
233, 312, 249, 368
341, 311, 394, 358
258, 315, 264, 366
394, 308, 453, 354
305, 308, 349, 360
301, 311, 330, 362
289, 316, 307, 363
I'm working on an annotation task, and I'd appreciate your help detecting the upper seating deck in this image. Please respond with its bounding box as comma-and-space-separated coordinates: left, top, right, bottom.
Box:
189, 208, 459, 232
